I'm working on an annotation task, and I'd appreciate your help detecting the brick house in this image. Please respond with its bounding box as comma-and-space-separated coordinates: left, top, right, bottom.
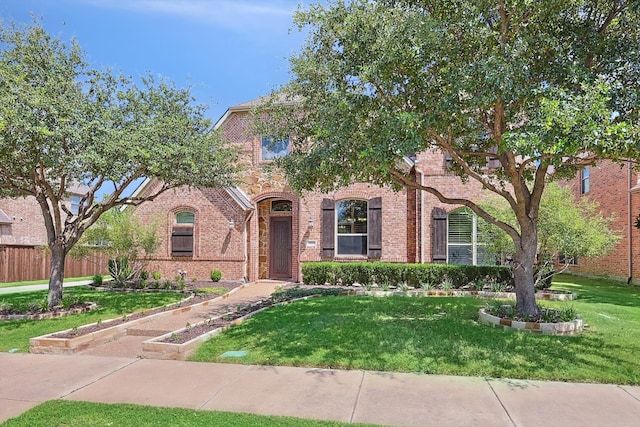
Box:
0, 184, 106, 282
562, 160, 640, 283
134, 97, 492, 283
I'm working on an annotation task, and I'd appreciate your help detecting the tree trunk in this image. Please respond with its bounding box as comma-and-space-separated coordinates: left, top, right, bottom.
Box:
48, 244, 66, 308
512, 229, 539, 318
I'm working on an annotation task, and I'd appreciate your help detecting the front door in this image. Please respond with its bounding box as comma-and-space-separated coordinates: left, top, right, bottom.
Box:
270, 217, 292, 279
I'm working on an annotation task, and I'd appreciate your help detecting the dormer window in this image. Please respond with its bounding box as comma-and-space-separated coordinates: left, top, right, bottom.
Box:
261, 136, 290, 161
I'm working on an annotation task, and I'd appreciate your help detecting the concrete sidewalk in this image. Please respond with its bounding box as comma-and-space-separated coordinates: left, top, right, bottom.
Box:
1, 352, 640, 426
0, 279, 94, 295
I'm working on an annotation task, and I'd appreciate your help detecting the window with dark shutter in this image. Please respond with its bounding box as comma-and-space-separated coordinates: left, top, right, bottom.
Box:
368, 197, 382, 258
321, 199, 335, 258
431, 207, 447, 263
172, 211, 194, 257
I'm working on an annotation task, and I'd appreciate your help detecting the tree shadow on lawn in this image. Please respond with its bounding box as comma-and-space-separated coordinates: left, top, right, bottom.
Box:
194, 296, 640, 384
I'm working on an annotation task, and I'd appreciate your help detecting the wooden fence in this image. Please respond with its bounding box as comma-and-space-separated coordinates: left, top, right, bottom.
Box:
0, 245, 108, 283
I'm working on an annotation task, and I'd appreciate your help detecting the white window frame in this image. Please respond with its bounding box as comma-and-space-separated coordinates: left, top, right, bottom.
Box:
260, 136, 290, 161
581, 166, 590, 194
336, 199, 368, 256
447, 208, 489, 265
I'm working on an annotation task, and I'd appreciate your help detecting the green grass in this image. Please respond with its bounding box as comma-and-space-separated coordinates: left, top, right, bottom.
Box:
0, 288, 184, 352
0, 276, 103, 289
190, 274, 640, 385
1, 401, 380, 427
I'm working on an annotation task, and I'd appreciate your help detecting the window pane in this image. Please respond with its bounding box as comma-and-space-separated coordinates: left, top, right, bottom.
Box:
261, 136, 290, 160
271, 200, 292, 212
477, 246, 495, 266
337, 235, 367, 255
337, 200, 367, 234
176, 212, 195, 224
448, 245, 472, 265
448, 210, 472, 244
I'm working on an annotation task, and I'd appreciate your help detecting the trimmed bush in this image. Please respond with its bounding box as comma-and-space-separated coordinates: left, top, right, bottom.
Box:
301, 262, 513, 289
210, 269, 222, 282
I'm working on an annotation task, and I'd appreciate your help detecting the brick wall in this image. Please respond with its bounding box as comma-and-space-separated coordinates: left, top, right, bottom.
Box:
563, 160, 640, 282
0, 197, 48, 246
133, 185, 247, 281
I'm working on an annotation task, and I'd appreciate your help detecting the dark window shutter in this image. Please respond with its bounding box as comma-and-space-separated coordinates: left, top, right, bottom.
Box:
431, 207, 447, 263
321, 199, 335, 258
172, 226, 193, 257
487, 145, 500, 168
368, 197, 382, 258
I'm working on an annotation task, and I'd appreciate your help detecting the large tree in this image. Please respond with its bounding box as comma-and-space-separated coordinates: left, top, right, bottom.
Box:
0, 22, 237, 307
263, 0, 639, 316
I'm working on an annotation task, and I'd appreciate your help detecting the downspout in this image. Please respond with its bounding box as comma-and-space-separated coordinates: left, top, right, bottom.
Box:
628, 161, 634, 284
420, 171, 426, 263
243, 210, 254, 283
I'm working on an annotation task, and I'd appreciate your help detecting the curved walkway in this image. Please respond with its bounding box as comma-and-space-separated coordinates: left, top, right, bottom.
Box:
1, 282, 640, 425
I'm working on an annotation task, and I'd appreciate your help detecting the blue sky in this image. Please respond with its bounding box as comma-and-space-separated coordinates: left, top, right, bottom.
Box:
1, 0, 307, 123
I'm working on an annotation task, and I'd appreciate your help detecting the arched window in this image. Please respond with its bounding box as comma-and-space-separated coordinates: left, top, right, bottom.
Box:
447, 208, 492, 265
336, 199, 368, 255
172, 211, 195, 257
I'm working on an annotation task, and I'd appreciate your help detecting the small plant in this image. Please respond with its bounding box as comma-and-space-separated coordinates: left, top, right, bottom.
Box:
191, 277, 197, 282
92, 274, 104, 287
121, 314, 129, 322
152, 271, 162, 280
163, 279, 173, 289
440, 277, 453, 291
210, 269, 222, 282
96, 319, 102, 327
70, 327, 79, 337
170, 333, 180, 342
398, 282, 409, 292
420, 282, 433, 291
185, 322, 191, 330
139, 270, 149, 280
490, 280, 506, 293
558, 306, 578, 322
364, 283, 373, 291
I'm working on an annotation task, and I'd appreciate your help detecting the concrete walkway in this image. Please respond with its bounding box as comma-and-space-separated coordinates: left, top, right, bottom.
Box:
2, 282, 640, 425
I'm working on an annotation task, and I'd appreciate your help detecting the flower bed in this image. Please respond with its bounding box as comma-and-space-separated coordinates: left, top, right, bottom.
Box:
478, 308, 584, 335
0, 302, 98, 321
29, 285, 249, 355
356, 289, 576, 301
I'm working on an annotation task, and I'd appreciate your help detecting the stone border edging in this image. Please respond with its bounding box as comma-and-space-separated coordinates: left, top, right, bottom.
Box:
28, 284, 251, 355
478, 308, 584, 335
356, 289, 577, 301
0, 303, 99, 321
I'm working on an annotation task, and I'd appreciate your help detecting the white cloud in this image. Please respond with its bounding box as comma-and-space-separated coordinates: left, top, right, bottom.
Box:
77, 0, 299, 33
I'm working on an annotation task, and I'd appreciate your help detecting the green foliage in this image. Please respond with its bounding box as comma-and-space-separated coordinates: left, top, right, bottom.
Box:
301, 262, 513, 289
91, 274, 103, 287
107, 257, 134, 285
152, 271, 162, 281
210, 269, 222, 282
0, 20, 238, 307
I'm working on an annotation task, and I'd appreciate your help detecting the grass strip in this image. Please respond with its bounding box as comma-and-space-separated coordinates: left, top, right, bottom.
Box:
1, 400, 381, 427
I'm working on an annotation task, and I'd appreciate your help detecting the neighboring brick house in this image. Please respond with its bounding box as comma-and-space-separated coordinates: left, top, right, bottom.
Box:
563, 160, 640, 284
134, 97, 490, 283
0, 184, 86, 247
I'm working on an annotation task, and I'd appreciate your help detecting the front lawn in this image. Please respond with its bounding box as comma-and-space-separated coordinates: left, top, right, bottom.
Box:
190, 274, 640, 385
0, 288, 185, 352
2, 400, 378, 427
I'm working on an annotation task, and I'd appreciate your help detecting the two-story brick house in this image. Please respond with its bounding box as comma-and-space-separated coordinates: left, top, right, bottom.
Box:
133, 97, 492, 282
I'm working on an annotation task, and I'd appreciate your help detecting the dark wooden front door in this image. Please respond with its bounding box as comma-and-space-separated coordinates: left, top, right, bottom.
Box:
270, 217, 292, 279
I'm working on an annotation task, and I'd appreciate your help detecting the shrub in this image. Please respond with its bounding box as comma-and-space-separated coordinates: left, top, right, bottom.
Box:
301, 261, 513, 289
139, 270, 149, 280
152, 271, 162, 280
210, 269, 222, 282
107, 257, 134, 285
92, 274, 103, 287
